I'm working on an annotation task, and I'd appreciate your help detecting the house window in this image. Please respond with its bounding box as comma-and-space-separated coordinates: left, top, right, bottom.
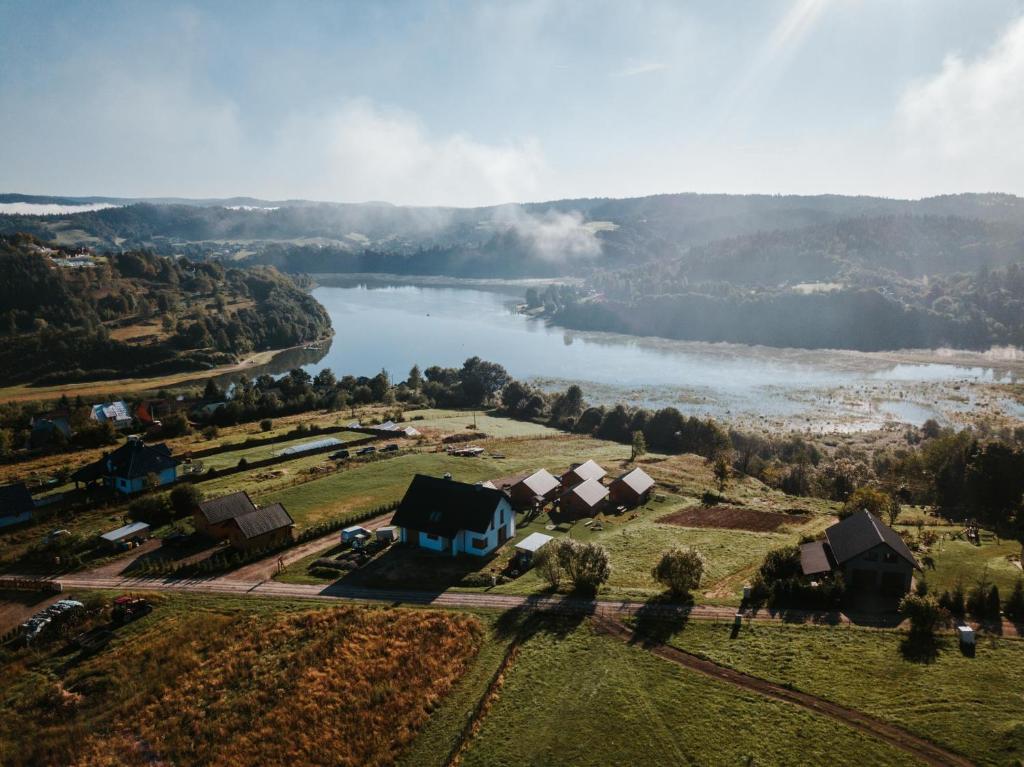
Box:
428, 511, 442, 522
424, 533, 439, 541
883, 550, 898, 563
471, 537, 489, 550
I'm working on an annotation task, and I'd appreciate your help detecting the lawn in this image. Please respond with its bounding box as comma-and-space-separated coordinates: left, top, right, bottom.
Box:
660, 619, 1024, 766
402, 408, 561, 438
455, 618, 921, 767
274, 441, 826, 604
920, 532, 1023, 597
0, 592, 485, 767
196, 430, 366, 470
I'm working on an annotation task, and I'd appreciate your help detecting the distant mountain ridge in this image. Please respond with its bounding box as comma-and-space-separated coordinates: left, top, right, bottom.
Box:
1, 191, 1023, 280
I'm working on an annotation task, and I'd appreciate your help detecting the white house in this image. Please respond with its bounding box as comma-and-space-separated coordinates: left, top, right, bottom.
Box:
391, 474, 515, 557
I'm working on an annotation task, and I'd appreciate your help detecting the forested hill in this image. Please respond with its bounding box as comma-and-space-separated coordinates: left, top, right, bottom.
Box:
0, 234, 332, 386
2, 192, 1023, 279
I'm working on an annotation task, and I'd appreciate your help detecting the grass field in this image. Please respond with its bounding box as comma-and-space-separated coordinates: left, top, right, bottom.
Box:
0, 593, 484, 767
456, 618, 921, 767
920, 533, 1023, 597
660, 619, 1024, 766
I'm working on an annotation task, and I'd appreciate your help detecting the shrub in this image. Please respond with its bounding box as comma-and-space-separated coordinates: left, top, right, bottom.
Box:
169, 483, 203, 518
533, 545, 563, 590
758, 545, 803, 583
237, 457, 249, 469
651, 547, 705, 597
899, 593, 949, 638
260, 418, 273, 432
556, 539, 611, 593
202, 425, 219, 440
1004, 579, 1024, 622
128, 494, 172, 526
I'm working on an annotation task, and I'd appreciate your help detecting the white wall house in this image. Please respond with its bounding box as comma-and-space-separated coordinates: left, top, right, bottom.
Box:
392, 474, 516, 558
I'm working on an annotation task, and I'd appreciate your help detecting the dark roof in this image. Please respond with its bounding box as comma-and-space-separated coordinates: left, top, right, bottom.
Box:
613, 467, 655, 496
825, 510, 918, 569
0, 483, 34, 515
391, 474, 509, 538
198, 491, 257, 525
234, 503, 294, 539
799, 540, 834, 576
72, 439, 179, 482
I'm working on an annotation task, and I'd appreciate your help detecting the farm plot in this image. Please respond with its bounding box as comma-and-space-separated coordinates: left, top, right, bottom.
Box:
0, 594, 485, 767
659, 506, 811, 532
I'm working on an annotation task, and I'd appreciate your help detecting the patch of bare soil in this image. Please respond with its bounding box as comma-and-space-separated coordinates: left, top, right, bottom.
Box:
658, 506, 809, 532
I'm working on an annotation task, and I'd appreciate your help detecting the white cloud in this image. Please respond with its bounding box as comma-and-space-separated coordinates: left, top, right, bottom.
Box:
897, 15, 1024, 191
272, 101, 547, 207
0, 203, 121, 216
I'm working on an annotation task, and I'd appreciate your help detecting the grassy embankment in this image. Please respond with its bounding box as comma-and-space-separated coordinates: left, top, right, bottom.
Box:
659, 619, 1024, 766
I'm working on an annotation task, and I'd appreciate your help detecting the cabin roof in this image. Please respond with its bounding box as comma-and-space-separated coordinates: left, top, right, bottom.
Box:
568, 477, 610, 508
197, 491, 257, 525
391, 474, 509, 538
234, 503, 294, 540
613, 467, 655, 496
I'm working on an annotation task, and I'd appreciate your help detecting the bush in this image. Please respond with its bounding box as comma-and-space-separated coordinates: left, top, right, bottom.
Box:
169, 483, 203, 518
237, 457, 249, 469
202, 425, 219, 440
533, 545, 563, 590
260, 418, 273, 432
557, 539, 611, 593
899, 593, 949, 638
128, 494, 172, 526
1004, 580, 1024, 622
651, 547, 705, 597
159, 412, 192, 438
758, 545, 803, 583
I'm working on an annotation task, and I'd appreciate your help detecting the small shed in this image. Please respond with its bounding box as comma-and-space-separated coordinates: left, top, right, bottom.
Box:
342, 525, 371, 543
100, 521, 151, 550
376, 525, 398, 543
562, 477, 609, 517
609, 467, 655, 508
514, 532, 553, 567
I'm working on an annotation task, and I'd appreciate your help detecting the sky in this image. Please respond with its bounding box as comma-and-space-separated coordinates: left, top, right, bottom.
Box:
1, 0, 1023, 206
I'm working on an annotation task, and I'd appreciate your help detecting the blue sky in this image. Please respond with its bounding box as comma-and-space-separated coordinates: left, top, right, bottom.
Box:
1, 0, 1023, 205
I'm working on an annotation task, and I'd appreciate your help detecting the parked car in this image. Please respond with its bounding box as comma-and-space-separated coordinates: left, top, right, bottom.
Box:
356, 446, 377, 456
329, 449, 350, 460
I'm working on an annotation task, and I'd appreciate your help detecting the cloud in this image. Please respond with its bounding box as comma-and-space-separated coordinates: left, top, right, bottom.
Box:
272, 101, 547, 207
494, 207, 602, 260
612, 59, 667, 77
0, 203, 121, 216
897, 15, 1024, 190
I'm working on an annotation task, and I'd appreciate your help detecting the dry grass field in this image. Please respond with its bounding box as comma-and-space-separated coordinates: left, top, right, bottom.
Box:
0, 596, 484, 767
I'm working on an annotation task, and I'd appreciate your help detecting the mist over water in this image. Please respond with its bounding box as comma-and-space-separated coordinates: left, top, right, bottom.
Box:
290, 281, 1021, 431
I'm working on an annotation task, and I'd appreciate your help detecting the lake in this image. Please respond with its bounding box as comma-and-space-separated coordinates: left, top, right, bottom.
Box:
283, 280, 1023, 432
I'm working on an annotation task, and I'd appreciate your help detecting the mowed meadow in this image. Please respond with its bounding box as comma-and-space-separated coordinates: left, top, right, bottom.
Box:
0, 595, 484, 767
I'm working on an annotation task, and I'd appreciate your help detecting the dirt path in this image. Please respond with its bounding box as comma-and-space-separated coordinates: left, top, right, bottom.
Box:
591, 616, 974, 767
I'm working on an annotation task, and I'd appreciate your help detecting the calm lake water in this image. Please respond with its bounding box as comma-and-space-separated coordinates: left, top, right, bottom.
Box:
281, 281, 1022, 431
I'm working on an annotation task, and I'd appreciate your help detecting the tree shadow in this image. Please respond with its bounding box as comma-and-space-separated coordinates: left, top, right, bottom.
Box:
629, 592, 692, 647
899, 632, 947, 664
493, 594, 595, 643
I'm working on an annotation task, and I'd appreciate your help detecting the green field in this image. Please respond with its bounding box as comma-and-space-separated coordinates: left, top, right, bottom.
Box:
661, 619, 1024, 766
920, 533, 1023, 597
454, 618, 921, 767
196, 430, 366, 470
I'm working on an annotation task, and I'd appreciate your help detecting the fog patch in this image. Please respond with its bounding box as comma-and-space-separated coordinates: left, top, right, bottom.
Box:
0, 202, 121, 216
494, 207, 602, 260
